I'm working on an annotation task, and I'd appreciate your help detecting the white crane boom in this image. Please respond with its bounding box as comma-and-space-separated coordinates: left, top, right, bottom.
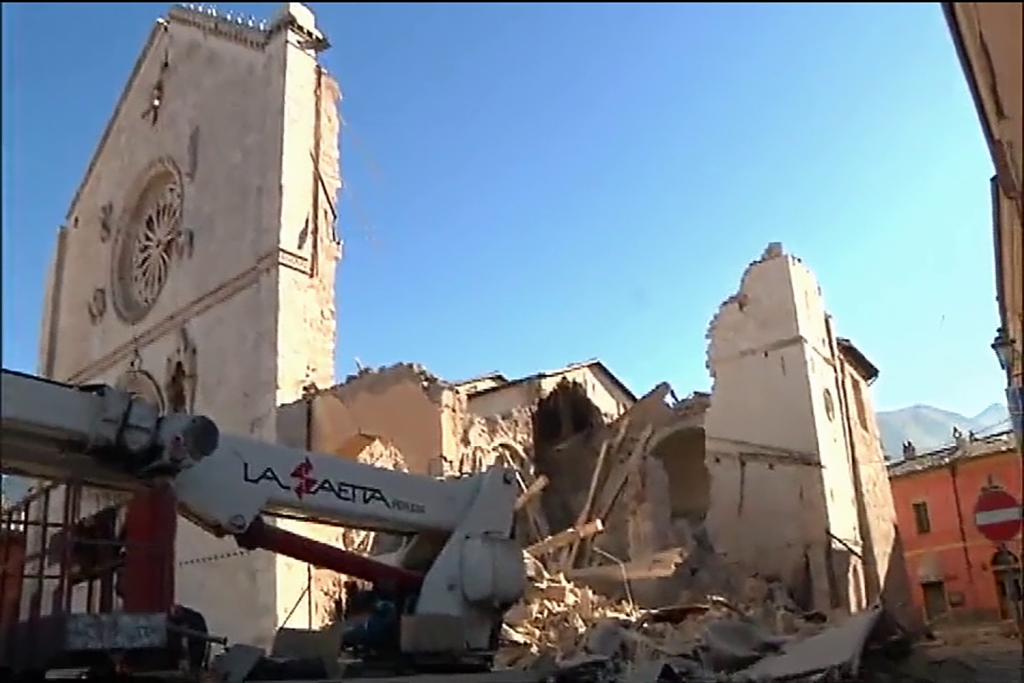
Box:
0, 368, 527, 660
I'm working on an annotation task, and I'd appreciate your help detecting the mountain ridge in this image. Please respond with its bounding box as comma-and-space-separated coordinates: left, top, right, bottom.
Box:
876, 402, 1010, 459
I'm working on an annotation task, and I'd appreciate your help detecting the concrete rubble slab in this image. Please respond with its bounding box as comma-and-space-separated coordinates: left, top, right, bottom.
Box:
736, 603, 885, 679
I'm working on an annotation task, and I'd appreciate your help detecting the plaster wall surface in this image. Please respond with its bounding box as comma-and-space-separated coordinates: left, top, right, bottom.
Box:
994, 181, 1023, 385
29, 4, 342, 650
947, 3, 1022, 205
891, 446, 1022, 623
946, 3, 1024, 433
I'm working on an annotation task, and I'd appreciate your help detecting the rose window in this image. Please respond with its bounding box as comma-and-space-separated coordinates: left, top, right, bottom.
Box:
112, 169, 183, 324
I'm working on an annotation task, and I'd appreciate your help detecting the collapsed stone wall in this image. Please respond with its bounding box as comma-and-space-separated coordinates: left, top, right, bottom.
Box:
283, 302, 896, 622
288, 363, 699, 571
278, 362, 460, 476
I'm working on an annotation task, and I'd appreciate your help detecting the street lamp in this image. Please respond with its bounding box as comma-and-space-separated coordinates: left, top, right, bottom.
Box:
991, 328, 1017, 372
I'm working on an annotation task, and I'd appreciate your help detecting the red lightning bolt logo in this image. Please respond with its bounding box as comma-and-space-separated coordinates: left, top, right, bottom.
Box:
290, 457, 317, 499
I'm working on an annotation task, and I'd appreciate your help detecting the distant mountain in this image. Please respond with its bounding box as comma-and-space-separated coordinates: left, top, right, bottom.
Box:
970, 403, 1013, 430
876, 403, 1011, 460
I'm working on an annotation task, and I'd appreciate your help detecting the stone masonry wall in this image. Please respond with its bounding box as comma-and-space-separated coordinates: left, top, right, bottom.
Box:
702, 244, 882, 612
30, 3, 341, 650
269, 15, 345, 633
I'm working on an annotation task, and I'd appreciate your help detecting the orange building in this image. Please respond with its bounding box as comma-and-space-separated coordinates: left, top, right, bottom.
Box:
889, 431, 1023, 624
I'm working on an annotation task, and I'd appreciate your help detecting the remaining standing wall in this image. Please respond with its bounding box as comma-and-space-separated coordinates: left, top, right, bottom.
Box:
30, 3, 343, 649
703, 243, 902, 614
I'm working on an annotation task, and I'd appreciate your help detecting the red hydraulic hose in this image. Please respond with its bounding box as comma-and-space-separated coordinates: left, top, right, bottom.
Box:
235, 517, 424, 592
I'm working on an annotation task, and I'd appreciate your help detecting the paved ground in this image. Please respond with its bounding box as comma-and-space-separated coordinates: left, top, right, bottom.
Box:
914, 626, 1023, 683
920, 645, 1022, 683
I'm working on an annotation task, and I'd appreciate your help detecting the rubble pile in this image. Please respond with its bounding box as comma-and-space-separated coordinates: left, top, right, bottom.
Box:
494, 547, 865, 681
293, 359, 961, 681
472, 385, 944, 681
480, 379, 715, 592
497, 554, 642, 668
494, 556, 945, 681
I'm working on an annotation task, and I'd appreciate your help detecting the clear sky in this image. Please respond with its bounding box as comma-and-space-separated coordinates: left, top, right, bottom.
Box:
0, 2, 1007, 418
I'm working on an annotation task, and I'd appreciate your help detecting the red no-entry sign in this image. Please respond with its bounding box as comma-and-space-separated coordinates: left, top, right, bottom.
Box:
974, 488, 1023, 543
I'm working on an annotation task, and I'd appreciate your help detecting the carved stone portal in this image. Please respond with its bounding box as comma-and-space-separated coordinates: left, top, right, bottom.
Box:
165, 325, 198, 413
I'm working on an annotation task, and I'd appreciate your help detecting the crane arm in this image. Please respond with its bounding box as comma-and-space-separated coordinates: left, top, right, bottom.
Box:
172, 429, 483, 537
2, 368, 495, 537
1, 369, 528, 656
1, 369, 218, 490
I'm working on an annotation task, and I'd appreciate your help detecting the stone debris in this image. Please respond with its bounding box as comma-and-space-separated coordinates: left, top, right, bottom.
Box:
478, 380, 714, 588
494, 547, 831, 679
279, 353, 969, 681
495, 572, 946, 682
496, 556, 642, 669
456, 378, 913, 681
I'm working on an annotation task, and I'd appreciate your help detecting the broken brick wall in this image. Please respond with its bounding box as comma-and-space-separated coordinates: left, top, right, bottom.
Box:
460, 377, 624, 550
572, 385, 712, 589
531, 380, 608, 533
276, 363, 460, 476
460, 374, 701, 572
466, 365, 632, 424
623, 449, 676, 561
460, 372, 634, 540
459, 406, 534, 472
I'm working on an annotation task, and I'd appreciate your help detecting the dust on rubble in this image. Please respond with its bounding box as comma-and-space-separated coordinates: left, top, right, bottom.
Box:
302, 368, 999, 681
495, 548, 999, 682
497, 545, 824, 680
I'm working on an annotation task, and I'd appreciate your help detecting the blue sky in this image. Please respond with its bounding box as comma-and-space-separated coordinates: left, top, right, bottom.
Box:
0, 2, 1007, 418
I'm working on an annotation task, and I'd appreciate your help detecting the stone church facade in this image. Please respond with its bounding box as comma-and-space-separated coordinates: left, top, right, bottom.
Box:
33, 3, 342, 648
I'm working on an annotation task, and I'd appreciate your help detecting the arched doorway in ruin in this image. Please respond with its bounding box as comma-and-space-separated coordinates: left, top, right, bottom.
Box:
531, 379, 604, 535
